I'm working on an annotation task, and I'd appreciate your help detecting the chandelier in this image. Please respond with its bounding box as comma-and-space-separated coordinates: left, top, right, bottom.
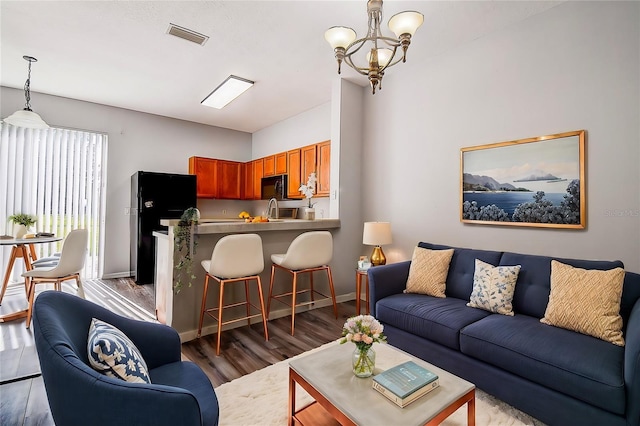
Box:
325, 0, 423, 94
2, 56, 49, 129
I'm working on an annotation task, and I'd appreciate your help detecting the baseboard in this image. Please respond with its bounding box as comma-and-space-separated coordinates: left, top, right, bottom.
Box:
179, 292, 356, 342
101, 271, 134, 279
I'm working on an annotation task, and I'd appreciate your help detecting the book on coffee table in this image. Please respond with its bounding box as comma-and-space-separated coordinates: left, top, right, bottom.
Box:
372, 361, 440, 408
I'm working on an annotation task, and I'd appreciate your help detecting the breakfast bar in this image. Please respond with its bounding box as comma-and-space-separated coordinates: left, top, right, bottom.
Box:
154, 218, 340, 339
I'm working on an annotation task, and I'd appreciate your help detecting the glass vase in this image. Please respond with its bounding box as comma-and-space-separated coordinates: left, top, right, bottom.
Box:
352, 345, 375, 378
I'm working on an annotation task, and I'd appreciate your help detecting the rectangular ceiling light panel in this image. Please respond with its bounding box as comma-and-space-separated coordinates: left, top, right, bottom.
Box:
167, 23, 209, 46
201, 76, 254, 109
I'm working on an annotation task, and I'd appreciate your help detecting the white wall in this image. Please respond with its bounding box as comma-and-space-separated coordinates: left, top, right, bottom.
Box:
361, 1, 640, 272
1, 87, 252, 277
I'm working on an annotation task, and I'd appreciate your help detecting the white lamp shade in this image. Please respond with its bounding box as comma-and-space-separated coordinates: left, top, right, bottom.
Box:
363, 222, 392, 246
3, 109, 49, 129
366, 48, 393, 68
324, 26, 357, 49
388, 11, 424, 37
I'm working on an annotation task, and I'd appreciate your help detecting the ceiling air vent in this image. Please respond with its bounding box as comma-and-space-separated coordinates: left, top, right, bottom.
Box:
166, 23, 209, 46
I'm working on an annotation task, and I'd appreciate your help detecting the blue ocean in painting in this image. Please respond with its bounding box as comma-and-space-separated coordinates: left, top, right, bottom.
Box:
463, 192, 566, 216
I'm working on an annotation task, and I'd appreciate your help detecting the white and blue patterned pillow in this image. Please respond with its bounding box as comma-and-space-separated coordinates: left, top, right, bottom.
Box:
87, 318, 151, 384
467, 259, 521, 316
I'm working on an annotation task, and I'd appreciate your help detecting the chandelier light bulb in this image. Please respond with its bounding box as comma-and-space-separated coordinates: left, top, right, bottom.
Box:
324, 26, 357, 50
366, 48, 393, 68
388, 11, 424, 38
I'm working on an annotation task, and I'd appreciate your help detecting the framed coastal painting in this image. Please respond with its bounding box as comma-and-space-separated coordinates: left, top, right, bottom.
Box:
460, 130, 586, 229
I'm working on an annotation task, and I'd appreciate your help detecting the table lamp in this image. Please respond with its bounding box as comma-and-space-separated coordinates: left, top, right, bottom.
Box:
363, 222, 392, 266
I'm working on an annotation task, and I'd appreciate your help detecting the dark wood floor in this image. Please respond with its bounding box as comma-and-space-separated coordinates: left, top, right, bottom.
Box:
0, 277, 355, 425
183, 301, 354, 386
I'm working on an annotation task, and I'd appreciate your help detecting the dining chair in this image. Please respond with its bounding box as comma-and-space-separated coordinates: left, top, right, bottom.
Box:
267, 231, 338, 335
197, 233, 269, 355
22, 228, 88, 328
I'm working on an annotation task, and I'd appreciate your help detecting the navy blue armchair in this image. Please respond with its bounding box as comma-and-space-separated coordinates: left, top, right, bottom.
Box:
33, 291, 219, 426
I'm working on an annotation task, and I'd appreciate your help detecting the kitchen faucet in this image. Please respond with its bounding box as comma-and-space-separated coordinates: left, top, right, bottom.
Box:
266, 197, 279, 219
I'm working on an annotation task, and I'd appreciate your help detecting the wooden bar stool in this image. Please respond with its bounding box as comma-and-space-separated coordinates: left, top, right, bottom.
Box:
267, 231, 338, 335
197, 234, 269, 355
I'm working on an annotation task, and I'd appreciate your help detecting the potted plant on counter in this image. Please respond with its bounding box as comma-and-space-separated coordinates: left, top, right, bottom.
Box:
8, 213, 37, 238
299, 172, 317, 220
174, 207, 200, 293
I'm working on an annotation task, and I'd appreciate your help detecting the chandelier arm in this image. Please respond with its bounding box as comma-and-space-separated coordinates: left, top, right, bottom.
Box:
343, 56, 372, 76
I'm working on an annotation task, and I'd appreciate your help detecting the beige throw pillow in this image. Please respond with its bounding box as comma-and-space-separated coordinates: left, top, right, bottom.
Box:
467, 259, 521, 316
404, 248, 454, 297
541, 260, 625, 346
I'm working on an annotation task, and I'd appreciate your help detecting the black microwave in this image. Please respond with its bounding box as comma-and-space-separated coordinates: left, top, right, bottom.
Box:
261, 175, 288, 200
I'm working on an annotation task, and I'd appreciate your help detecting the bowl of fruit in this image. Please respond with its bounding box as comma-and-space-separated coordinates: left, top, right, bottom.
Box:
239, 211, 269, 223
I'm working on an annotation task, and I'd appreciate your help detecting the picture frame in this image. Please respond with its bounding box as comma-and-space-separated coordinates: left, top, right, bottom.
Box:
460, 130, 586, 229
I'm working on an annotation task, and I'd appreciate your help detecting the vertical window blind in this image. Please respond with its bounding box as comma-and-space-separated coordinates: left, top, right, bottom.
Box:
0, 124, 108, 281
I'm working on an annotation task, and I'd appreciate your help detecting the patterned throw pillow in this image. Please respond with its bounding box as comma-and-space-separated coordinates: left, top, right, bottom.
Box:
88, 318, 152, 383
404, 247, 454, 297
467, 259, 521, 315
541, 260, 625, 346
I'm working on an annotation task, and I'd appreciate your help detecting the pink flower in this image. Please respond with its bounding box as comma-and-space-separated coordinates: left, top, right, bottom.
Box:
363, 335, 373, 344
353, 333, 362, 342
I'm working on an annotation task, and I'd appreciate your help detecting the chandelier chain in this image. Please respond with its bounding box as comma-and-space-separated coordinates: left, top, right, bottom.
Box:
24, 60, 32, 111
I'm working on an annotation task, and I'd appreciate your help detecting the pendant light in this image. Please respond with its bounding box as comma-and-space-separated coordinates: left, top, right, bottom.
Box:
2, 56, 50, 129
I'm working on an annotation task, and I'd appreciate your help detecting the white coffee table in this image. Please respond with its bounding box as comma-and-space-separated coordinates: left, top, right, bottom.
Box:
288, 343, 475, 426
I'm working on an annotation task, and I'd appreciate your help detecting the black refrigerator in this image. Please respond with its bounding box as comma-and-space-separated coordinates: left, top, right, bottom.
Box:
130, 171, 197, 285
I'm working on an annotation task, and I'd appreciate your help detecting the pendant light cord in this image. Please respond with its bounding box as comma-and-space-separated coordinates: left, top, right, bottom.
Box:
24, 59, 33, 111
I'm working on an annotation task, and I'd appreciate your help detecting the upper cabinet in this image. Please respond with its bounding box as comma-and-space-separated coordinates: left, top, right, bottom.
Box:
217, 160, 242, 199
287, 149, 302, 199
316, 140, 331, 197
191, 140, 329, 201
252, 159, 264, 200
287, 141, 331, 199
189, 156, 218, 198
263, 155, 276, 177
189, 156, 241, 199
275, 152, 287, 175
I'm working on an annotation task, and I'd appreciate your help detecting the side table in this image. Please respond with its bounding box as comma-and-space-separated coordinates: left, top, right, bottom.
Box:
355, 269, 370, 315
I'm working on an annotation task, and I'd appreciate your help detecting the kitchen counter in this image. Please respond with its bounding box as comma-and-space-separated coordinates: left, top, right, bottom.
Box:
154, 218, 341, 337
159, 218, 340, 234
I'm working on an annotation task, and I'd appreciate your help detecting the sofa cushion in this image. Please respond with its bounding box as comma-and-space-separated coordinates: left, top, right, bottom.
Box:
376, 293, 491, 350
541, 260, 625, 346
460, 314, 626, 415
88, 318, 151, 384
467, 259, 521, 316
418, 243, 503, 301
499, 252, 624, 319
404, 247, 454, 297
150, 361, 220, 426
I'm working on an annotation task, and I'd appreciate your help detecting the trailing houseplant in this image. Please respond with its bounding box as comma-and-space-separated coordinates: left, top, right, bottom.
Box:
174, 207, 200, 293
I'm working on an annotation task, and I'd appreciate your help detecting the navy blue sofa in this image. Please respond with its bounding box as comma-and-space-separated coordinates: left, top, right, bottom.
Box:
369, 242, 640, 426
33, 291, 219, 426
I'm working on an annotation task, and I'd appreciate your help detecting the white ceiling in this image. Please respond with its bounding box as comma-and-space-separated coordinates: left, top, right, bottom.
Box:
0, 1, 562, 134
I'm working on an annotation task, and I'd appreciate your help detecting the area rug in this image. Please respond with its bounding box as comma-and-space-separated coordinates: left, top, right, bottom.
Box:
215, 340, 545, 426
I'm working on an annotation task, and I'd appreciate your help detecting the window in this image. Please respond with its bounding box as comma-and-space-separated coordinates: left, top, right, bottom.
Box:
0, 124, 108, 280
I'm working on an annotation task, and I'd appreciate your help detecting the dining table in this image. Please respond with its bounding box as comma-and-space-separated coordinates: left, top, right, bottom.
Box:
0, 235, 62, 322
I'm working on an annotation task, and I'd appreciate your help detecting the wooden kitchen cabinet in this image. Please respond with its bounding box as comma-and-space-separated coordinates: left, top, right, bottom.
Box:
275, 152, 287, 175
316, 140, 331, 196
301, 144, 317, 188
189, 156, 242, 199
189, 156, 218, 198
242, 162, 254, 199
263, 155, 275, 177
287, 149, 302, 199
217, 160, 242, 199
252, 159, 264, 200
